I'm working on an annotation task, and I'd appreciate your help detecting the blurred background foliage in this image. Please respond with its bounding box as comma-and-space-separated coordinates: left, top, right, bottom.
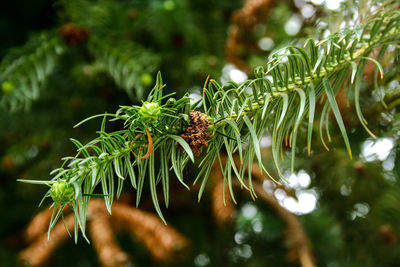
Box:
0, 0, 400, 266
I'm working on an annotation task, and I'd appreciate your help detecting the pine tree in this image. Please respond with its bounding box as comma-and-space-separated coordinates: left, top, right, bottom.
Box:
1, 0, 400, 266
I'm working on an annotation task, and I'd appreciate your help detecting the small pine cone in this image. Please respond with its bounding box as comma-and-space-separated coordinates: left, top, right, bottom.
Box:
59, 23, 89, 45
180, 111, 213, 156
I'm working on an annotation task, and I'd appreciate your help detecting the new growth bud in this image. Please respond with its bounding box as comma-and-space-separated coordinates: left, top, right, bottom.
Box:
140, 73, 154, 87
50, 181, 75, 205
1, 81, 14, 94
139, 102, 161, 123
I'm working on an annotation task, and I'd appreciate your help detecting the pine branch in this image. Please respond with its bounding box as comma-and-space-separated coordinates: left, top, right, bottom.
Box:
0, 33, 66, 111
88, 37, 161, 99
19, 4, 400, 239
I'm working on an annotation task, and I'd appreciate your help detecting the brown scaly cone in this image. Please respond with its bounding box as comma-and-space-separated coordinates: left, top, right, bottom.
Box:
180, 110, 213, 156
59, 23, 89, 45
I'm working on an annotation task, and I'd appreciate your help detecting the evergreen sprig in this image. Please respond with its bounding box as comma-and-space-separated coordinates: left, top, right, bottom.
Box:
19, 6, 400, 241
0, 34, 66, 111
0, 32, 161, 111
88, 37, 161, 99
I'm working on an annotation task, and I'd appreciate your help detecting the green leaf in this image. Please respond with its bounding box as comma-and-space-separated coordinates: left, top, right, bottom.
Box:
323, 77, 352, 159
160, 144, 170, 207
223, 119, 243, 163
136, 158, 148, 207
48, 205, 63, 238
113, 157, 125, 180
359, 57, 384, 80
319, 101, 331, 152
217, 153, 237, 204
148, 152, 166, 224
222, 133, 249, 190
307, 85, 316, 155
261, 93, 271, 120
167, 135, 194, 162
124, 154, 137, 189
353, 60, 377, 138
171, 143, 189, 189
276, 93, 289, 131
291, 88, 306, 172
17, 179, 54, 185
243, 115, 273, 181
74, 113, 116, 128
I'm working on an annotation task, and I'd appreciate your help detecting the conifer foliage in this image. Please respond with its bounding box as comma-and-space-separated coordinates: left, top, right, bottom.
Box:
1, 0, 400, 266
18, 0, 400, 238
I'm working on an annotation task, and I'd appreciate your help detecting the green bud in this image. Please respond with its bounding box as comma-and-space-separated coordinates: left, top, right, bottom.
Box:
138, 102, 161, 123
163, 0, 176, 11
50, 181, 75, 205
166, 98, 176, 105
2, 81, 14, 94
140, 73, 153, 87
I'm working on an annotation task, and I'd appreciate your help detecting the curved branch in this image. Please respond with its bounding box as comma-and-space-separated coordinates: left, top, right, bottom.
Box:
19, 214, 75, 267
111, 202, 190, 263
89, 201, 130, 267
